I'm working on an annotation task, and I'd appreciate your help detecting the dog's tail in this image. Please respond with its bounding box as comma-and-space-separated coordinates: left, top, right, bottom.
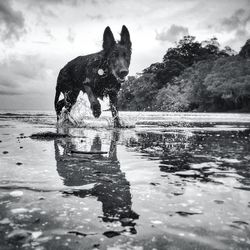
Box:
54, 88, 60, 112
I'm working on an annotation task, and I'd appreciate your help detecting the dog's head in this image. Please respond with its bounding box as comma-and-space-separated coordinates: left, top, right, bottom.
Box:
102, 25, 132, 82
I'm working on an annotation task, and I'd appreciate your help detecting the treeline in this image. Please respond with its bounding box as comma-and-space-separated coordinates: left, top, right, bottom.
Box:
118, 36, 250, 112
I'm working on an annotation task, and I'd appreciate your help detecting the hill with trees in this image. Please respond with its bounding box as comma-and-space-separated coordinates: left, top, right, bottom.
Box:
118, 37, 250, 112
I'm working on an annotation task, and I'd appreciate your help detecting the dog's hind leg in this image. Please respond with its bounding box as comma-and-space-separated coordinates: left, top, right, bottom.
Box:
54, 88, 60, 110
54, 88, 62, 120
55, 90, 79, 121
55, 99, 65, 120
64, 89, 80, 113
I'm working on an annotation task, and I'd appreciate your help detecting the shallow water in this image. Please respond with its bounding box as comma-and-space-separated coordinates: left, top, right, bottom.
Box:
0, 111, 250, 250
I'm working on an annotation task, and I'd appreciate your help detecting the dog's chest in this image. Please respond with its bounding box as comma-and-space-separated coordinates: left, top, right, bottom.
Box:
83, 75, 120, 98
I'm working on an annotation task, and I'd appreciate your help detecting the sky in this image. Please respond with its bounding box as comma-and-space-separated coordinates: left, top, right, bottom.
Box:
0, 0, 249, 110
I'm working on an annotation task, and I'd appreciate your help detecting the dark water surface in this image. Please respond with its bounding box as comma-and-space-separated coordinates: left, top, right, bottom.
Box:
0, 111, 250, 250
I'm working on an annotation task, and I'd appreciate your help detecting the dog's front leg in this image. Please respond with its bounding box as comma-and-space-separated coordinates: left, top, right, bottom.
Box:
109, 93, 121, 128
108, 130, 120, 160
84, 86, 101, 118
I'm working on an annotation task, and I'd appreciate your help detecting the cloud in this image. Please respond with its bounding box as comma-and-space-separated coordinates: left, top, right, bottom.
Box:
67, 28, 75, 43
24, 0, 80, 17
0, 76, 21, 95
86, 14, 104, 20
44, 29, 55, 40
26, 0, 79, 6
215, 8, 250, 51
0, 88, 22, 95
156, 24, 189, 43
227, 28, 250, 51
220, 8, 250, 32
0, 55, 50, 96
0, 0, 26, 41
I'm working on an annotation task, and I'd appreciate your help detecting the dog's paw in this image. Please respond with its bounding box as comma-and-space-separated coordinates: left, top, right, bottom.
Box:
114, 118, 122, 128
91, 101, 101, 118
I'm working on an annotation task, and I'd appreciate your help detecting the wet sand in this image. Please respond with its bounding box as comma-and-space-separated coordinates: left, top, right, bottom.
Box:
0, 111, 250, 250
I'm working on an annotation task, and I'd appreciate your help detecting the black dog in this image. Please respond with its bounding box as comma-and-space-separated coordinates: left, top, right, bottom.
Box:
54, 25, 131, 128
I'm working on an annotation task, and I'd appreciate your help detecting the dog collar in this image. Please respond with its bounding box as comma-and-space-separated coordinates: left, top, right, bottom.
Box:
98, 69, 104, 76
98, 68, 109, 79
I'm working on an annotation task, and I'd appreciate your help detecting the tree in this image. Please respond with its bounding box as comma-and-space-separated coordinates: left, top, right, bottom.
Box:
156, 83, 190, 111
118, 36, 248, 112
118, 76, 136, 110
163, 36, 202, 66
239, 39, 250, 58
203, 56, 250, 110
118, 74, 158, 111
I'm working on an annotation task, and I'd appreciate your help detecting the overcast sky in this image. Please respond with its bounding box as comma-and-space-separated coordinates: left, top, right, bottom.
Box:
0, 0, 249, 110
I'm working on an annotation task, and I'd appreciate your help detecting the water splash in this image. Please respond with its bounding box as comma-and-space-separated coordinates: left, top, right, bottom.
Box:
57, 93, 136, 128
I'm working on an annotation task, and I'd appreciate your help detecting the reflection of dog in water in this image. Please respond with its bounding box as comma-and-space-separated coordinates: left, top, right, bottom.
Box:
54, 130, 139, 233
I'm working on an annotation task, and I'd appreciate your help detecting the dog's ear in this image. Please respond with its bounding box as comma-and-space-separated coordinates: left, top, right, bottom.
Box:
103, 26, 115, 51
120, 25, 131, 50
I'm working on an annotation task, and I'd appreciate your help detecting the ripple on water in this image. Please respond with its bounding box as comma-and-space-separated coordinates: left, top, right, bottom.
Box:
1, 111, 250, 249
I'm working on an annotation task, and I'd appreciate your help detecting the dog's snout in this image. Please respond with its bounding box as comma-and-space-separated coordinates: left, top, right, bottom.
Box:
119, 69, 129, 78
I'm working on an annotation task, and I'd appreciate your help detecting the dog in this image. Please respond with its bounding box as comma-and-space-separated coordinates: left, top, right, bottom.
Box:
54, 25, 132, 128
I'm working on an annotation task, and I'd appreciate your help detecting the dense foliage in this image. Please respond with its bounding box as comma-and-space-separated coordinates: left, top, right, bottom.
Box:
118, 37, 250, 112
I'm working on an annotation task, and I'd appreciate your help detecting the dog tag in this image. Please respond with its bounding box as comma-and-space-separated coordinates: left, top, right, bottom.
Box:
98, 69, 104, 76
